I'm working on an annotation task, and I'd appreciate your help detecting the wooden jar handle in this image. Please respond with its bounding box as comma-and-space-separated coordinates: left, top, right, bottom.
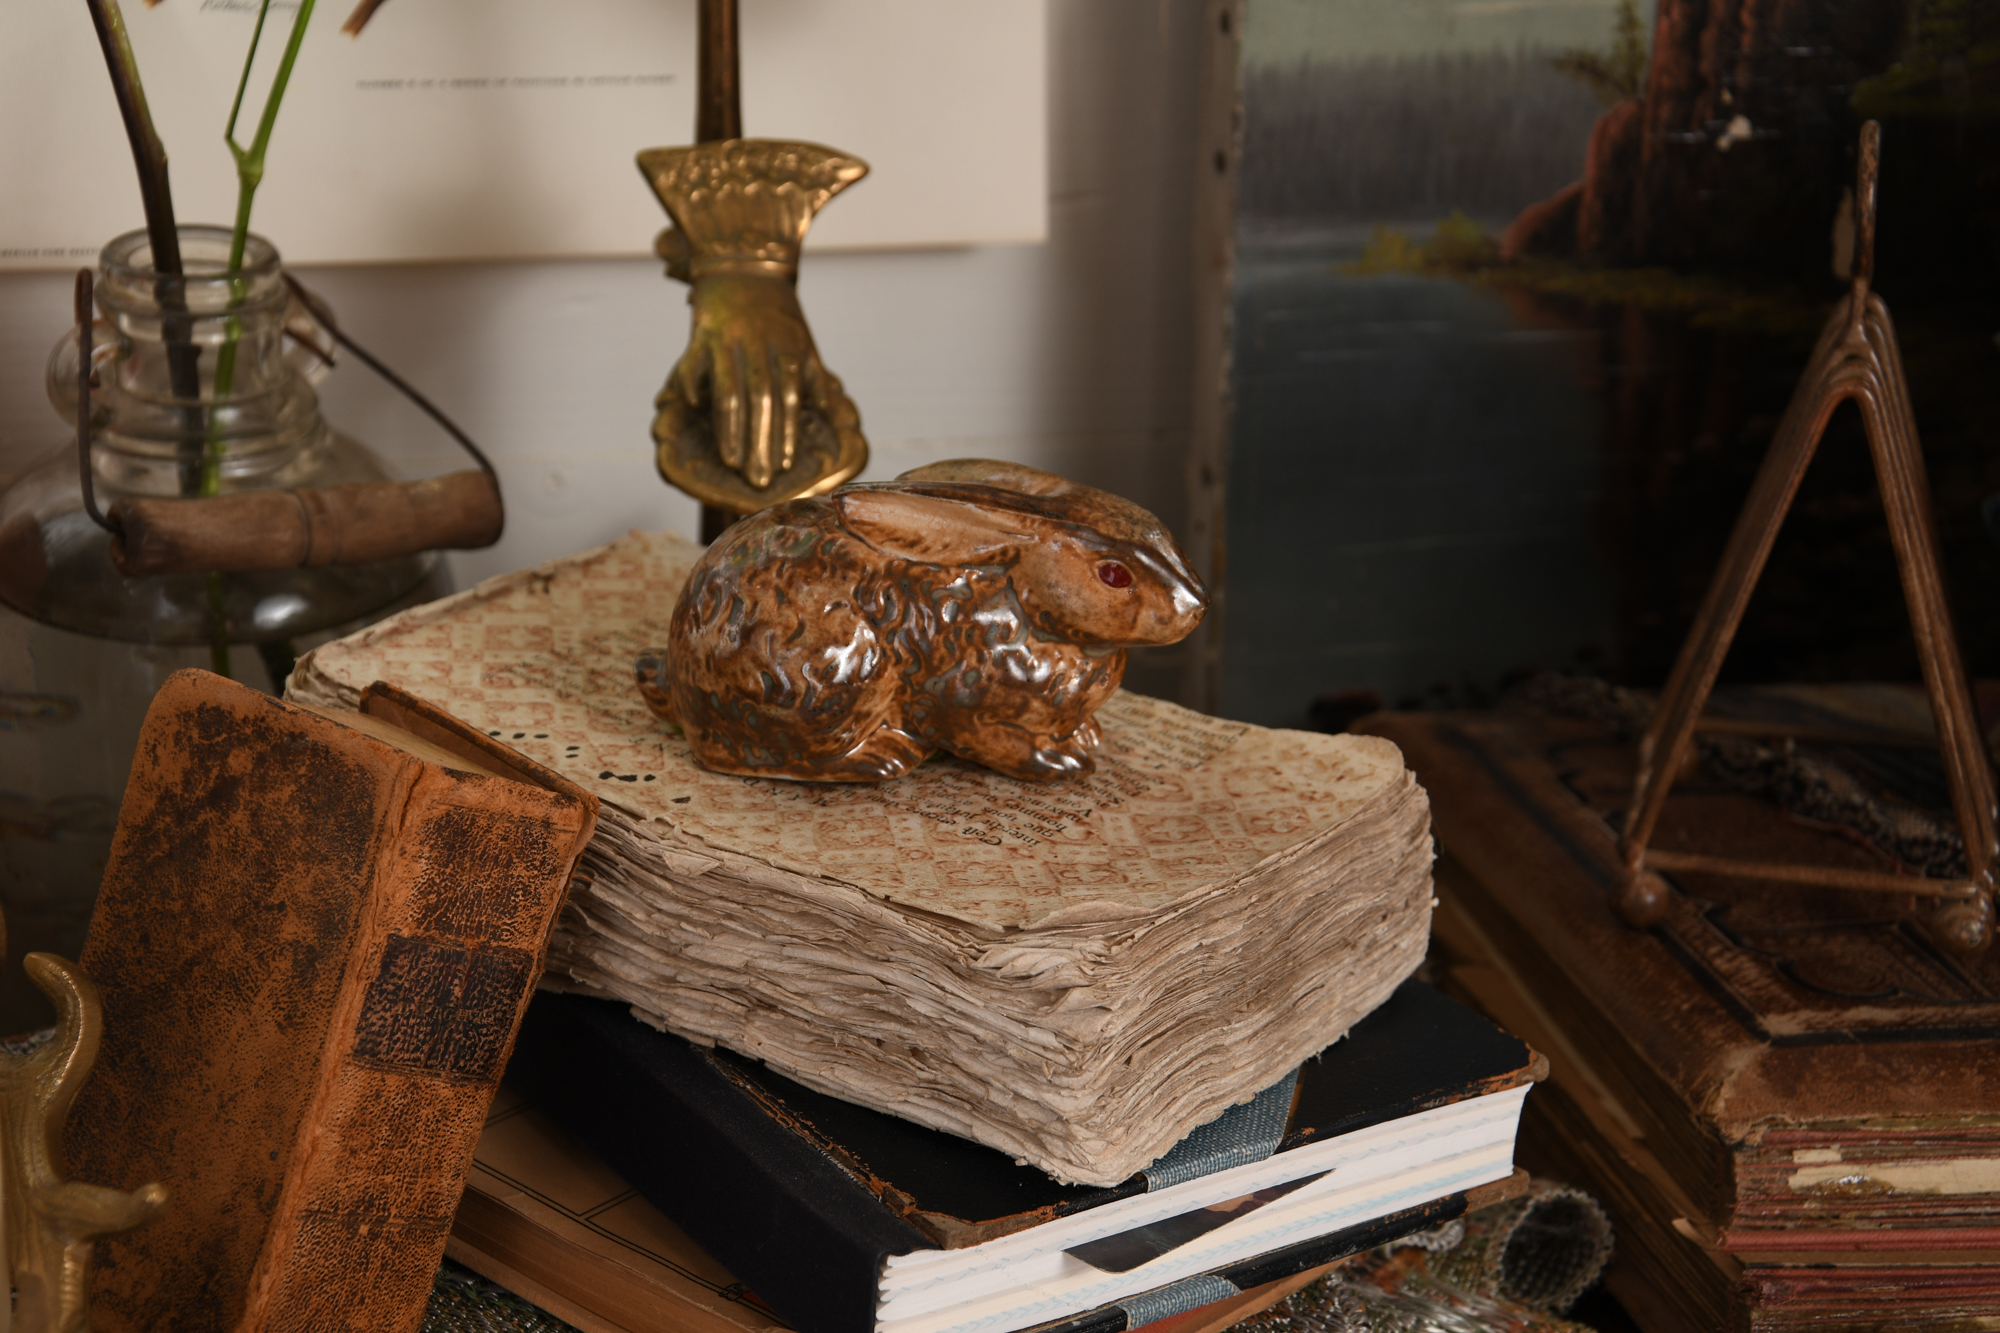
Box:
109, 469, 502, 576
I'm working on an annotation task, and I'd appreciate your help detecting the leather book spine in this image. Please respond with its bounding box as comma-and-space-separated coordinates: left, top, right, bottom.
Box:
507, 992, 934, 1333
67, 670, 597, 1333
241, 760, 596, 1330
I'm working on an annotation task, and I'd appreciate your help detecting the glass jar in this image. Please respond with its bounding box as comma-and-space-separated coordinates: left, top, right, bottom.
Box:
0, 227, 445, 1029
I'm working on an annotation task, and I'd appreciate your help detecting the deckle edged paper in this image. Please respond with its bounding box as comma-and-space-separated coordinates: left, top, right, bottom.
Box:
291, 528, 1415, 934
291, 530, 1436, 1185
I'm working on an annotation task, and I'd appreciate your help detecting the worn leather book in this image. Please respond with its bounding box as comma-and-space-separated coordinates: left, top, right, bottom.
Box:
1427, 879, 1744, 1333
289, 529, 1438, 1188
65, 670, 599, 1333
1357, 705, 2000, 1333
504, 981, 1539, 1333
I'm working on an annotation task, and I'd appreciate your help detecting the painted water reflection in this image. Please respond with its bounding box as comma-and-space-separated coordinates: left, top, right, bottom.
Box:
1223, 227, 1614, 726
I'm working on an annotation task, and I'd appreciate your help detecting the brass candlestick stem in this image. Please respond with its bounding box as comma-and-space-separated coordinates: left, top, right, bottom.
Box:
696, 0, 741, 143
1615, 122, 1997, 956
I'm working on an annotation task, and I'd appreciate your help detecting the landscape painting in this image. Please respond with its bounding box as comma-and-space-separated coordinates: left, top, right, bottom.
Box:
1222, 0, 2000, 730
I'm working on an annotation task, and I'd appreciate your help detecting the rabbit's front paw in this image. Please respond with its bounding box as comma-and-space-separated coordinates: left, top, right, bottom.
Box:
953, 726, 1100, 784
1027, 741, 1095, 782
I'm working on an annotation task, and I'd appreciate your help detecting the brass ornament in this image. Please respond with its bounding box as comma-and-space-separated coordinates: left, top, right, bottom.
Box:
636, 460, 1209, 783
0, 936, 167, 1332
1614, 123, 1996, 956
641, 139, 871, 515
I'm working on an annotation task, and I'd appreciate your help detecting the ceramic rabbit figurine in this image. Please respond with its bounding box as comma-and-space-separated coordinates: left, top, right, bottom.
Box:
637, 460, 1208, 782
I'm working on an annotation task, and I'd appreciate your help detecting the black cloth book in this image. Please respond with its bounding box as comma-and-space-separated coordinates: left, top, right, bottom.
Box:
505, 981, 1541, 1333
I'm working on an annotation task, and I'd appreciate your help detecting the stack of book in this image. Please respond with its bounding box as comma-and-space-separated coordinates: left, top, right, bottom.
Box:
284, 528, 1554, 1333
465, 981, 1542, 1333
1361, 704, 2000, 1332
509, 981, 1541, 1333
292, 529, 1436, 1188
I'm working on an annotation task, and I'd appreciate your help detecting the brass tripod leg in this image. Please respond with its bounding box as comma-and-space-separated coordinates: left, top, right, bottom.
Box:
1615, 123, 1996, 956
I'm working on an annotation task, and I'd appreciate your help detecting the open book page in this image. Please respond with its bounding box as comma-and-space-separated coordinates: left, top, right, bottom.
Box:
289, 700, 510, 780
292, 529, 1413, 933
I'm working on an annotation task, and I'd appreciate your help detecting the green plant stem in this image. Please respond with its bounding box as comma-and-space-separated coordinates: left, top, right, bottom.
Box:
204, 0, 316, 498
225, 0, 320, 263
200, 0, 317, 680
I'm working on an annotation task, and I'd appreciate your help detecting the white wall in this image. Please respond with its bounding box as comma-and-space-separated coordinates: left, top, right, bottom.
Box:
0, 0, 1204, 690
2, 0, 1049, 265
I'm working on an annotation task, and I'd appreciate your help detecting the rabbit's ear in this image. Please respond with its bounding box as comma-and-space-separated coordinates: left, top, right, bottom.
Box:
896, 459, 1077, 497
837, 489, 1035, 565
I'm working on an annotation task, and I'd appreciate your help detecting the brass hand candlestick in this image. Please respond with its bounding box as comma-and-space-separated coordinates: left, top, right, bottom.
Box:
0, 930, 166, 1332
643, 0, 870, 539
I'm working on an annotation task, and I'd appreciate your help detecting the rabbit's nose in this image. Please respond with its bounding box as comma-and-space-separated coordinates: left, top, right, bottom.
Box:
1171, 583, 1207, 622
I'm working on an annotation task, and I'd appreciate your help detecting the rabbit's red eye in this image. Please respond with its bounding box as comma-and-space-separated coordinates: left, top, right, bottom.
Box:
1097, 562, 1133, 589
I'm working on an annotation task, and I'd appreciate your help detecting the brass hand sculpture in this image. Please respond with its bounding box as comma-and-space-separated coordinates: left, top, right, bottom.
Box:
0, 946, 166, 1332
642, 140, 871, 516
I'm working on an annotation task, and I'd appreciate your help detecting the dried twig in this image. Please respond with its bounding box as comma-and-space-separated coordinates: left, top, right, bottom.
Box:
84, 0, 180, 275
341, 0, 388, 36
84, 0, 204, 493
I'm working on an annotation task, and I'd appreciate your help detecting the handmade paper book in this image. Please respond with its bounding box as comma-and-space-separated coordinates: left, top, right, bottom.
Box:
505, 982, 1540, 1333
291, 529, 1436, 1186
65, 671, 599, 1333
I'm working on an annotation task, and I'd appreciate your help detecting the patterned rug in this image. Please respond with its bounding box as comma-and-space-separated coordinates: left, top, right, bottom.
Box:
423, 1260, 582, 1333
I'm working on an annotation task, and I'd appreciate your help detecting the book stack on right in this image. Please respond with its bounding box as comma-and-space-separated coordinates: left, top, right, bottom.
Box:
1360, 702, 2000, 1333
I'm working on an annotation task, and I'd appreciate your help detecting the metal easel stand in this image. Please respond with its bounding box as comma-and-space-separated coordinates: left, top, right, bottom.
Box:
1614, 121, 1997, 957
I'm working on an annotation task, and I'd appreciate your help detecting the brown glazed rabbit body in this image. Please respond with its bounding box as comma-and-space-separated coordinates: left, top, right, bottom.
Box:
640, 461, 1207, 782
